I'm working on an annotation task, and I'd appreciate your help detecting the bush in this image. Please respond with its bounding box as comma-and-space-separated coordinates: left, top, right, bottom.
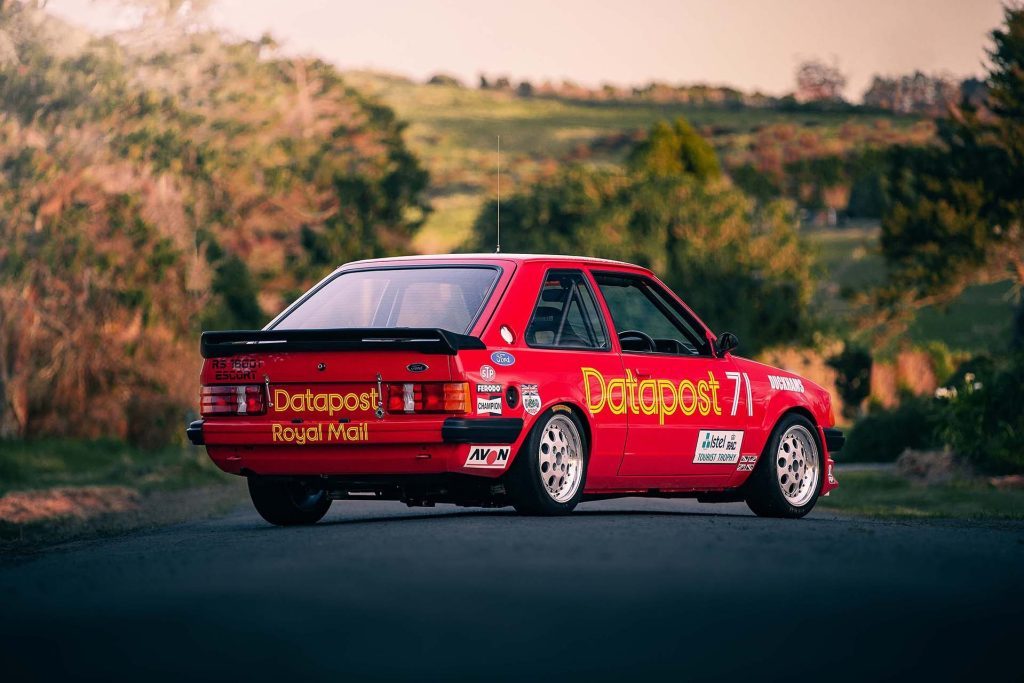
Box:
942, 354, 1024, 475
842, 396, 943, 463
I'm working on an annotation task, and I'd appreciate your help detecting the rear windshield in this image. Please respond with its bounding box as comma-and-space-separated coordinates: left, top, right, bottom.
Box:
273, 266, 500, 334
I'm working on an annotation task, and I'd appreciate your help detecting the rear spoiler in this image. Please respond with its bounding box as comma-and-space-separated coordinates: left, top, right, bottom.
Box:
200, 328, 486, 358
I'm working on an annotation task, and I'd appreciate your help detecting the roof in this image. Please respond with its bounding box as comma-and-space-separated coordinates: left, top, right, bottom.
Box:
340, 253, 645, 269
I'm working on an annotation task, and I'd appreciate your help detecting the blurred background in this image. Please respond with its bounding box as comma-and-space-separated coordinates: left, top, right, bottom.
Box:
0, 0, 1022, 538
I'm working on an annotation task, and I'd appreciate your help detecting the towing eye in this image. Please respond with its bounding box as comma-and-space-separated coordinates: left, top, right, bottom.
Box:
375, 372, 385, 419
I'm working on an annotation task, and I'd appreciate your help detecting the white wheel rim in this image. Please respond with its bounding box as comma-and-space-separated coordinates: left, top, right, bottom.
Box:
537, 415, 583, 503
775, 425, 819, 507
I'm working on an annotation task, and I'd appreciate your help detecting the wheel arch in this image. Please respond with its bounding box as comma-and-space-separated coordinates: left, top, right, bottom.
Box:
767, 406, 826, 455
507, 398, 592, 469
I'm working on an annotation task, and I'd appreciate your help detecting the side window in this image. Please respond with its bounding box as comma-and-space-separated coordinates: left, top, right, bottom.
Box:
525, 270, 609, 350
594, 273, 709, 356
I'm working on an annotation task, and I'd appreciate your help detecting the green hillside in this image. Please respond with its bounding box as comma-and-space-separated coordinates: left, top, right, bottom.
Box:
345, 72, 932, 253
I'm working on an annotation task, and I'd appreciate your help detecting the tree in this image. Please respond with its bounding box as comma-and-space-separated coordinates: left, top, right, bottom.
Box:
628, 118, 721, 181
794, 59, 846, 103
874, 7, 1024, 346
466, 121, 815, 353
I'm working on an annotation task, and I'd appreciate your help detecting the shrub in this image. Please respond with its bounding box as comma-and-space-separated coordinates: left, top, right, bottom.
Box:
942, 354, 1024, 475
842, 396, 943, 463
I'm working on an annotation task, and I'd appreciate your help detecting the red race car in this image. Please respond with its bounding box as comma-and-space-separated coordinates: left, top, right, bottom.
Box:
187, 254, 842, 525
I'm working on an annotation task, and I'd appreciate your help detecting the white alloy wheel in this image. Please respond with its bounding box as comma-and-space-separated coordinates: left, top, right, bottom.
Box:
775, 424, 819, 507
537, 414, 584, 504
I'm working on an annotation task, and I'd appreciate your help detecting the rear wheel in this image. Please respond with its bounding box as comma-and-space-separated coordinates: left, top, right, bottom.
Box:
508, 407, 588, 515
745, 414, 822, 519
247, 477, 331, 526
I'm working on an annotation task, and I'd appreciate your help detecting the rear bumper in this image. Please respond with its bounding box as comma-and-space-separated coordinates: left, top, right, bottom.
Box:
441, 417, 523, 444
190, 416, 527, 478
186, 419, 204, 446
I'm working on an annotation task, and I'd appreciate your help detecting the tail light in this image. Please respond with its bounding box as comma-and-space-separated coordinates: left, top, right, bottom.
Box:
386, 382, 470, 414
201, 385, 267, 416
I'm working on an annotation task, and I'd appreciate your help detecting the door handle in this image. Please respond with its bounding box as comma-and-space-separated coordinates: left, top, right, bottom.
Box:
633, 369, 652, 379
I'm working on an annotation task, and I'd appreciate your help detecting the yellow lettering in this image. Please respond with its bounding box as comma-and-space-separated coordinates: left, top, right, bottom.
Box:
638, 379, 659, 415
679, 379, 697, 416
582, 367, 607, 413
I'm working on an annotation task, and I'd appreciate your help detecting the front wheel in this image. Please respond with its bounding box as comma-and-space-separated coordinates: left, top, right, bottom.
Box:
745, 414, 823, 519
507, 406, 588, 515
247, 477, 331, 526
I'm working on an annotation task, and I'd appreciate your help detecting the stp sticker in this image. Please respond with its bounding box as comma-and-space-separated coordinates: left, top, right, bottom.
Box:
490, 351, 516, 367
693, 430, 744, 464
476, 396, 502, 416
464, 445, 511, 469
480, 365, 496, 381
521, 383, 541, 416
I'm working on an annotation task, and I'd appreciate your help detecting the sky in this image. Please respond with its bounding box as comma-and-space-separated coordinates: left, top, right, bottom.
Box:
48, 0, 1007, 98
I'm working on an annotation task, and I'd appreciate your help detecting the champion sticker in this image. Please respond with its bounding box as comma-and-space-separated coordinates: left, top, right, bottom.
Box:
521, 383, 541, 416
464, 445, 511, 469
490, 351, 516, 367
480, 365, 496, 381
693, 430, 744, 464
476, 396, 502, 416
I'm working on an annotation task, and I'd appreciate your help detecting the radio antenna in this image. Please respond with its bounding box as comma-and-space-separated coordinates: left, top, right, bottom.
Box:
495, 135, 501, 253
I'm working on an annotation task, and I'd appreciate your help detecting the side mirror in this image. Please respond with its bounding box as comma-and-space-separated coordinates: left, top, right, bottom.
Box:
715, 332, 739, 356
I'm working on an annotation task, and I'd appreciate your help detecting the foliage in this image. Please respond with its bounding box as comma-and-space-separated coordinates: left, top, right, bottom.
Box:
875, 7, 1024, 345
842, 396, 943, 463
941, 354, 1024, 475
0, 5, 428, 442
628, 118, 721, 181
794, 59, 847, 103
466, 120, 816, 353
827, 345, 873, 418
862, 71, 961, 116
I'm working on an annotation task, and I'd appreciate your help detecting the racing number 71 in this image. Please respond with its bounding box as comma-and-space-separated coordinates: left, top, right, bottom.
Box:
725, 371, 753, 417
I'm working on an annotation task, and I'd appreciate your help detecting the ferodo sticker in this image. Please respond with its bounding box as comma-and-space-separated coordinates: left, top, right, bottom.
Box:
476, 383, 502, 393
522, 384, 541, 416
582, 367, 721, 425
464, 445, 511, 469
693, 430, 744, 464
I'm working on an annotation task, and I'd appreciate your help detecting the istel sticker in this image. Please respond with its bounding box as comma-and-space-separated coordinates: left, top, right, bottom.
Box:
693, 430, 744, 464
464, 446, 511, 469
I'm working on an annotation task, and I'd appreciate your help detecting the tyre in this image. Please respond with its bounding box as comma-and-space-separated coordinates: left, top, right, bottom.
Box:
247, 476, 331, 526
507, 406, 589, 515
745, 414, 823, 519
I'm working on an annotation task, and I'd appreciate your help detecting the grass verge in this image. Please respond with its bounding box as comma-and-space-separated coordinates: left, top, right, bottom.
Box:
819, 470, 1024, 520
0, 439, 246, 555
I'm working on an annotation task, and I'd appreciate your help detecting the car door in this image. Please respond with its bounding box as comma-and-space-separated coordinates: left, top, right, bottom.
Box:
523, 269, 627, 486
591, 272, 742, 478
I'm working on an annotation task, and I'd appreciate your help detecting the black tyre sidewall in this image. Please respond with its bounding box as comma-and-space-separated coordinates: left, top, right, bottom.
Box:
247, 477, 331, 526
509, 406, 589, 515
745, 414, 824, 519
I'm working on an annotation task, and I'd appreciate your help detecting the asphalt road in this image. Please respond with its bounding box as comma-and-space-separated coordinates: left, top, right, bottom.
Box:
1, 498, 1022, 682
